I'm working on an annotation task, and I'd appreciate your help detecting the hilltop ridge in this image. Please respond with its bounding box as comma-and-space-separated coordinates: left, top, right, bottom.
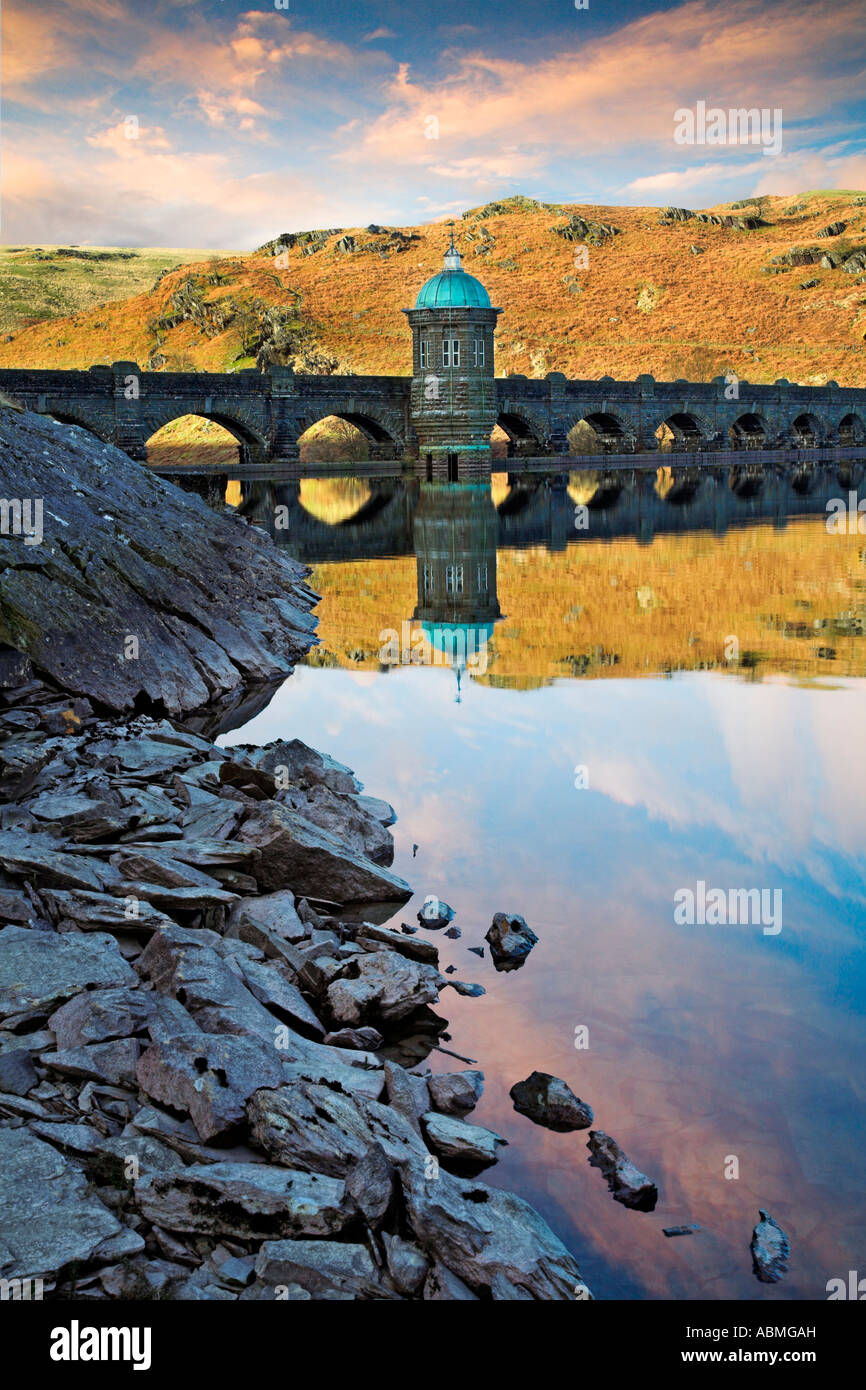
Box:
1, 190, 866, 388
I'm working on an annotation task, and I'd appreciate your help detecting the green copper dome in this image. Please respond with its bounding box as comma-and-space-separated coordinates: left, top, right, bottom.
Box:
415, 234, 491, 309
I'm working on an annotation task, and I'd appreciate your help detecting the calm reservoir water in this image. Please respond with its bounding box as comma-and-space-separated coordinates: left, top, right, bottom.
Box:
178, 461, 866, 1301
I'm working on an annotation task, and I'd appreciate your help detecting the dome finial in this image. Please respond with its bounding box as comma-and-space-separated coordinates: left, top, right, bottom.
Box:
443, 220, 462, 272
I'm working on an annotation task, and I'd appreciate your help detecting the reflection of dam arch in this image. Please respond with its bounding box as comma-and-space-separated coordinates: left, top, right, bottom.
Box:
568, 471, 624, 509
237, 478, 416, 562
298, 478, 373, 525
655, 465, 704, 503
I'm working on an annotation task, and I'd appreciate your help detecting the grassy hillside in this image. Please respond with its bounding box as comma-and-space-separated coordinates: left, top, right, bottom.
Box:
1, 191, 866, 389
0, 245, 238, 338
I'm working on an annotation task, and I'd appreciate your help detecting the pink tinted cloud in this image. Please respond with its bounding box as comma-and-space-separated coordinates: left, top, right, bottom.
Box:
344, 0, 866, 172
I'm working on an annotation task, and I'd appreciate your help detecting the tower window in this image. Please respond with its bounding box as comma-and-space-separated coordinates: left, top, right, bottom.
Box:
474, 339, 485, 367
452, 339, 460, 367
442, 339, 450, 367
477, 562, 488, 592
446, 564, 464, 594
420, 340, 430, 369
423, 564, 435, 593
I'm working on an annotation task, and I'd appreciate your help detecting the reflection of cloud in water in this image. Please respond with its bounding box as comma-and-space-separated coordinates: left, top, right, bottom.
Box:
576, 674, 866, 900
223, 664, 866, 1298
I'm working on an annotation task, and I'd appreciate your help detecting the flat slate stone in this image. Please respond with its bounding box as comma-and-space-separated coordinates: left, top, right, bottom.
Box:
0, 833, 109, 891
136, 1033, 285, 1141
0, 925, 136, 1022
0, 1128, 144, 1282
238, 802, 411, 904
134, 1162, 349, 1239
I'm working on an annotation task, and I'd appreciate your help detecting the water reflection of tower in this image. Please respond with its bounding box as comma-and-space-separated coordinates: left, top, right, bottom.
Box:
411, 483, 502, 695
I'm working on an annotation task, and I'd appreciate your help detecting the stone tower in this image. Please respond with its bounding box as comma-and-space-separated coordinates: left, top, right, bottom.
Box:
403, 227, 501, 480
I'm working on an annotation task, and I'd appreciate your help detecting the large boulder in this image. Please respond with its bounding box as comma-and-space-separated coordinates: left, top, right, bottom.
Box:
326, 951, 443, 1026
400, 1162, 592, 1300
0, 407, 318, 715
136, 1032, 285, 1141
248, 1078, 426, 1178
237, 802, 411, 903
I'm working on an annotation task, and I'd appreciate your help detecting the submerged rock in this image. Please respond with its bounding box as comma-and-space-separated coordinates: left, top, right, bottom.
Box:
750, 1209, 790, 1283
510, 1071, 593, 1131
485, 912, 538, 970
587, 1130, 658, 1211
417, 896, 455, 928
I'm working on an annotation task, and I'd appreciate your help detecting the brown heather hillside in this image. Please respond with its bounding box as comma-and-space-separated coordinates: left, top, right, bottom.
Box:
2, 191, 866, 388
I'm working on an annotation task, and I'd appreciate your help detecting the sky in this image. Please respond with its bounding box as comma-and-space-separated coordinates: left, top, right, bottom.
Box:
2, 0, 866, 248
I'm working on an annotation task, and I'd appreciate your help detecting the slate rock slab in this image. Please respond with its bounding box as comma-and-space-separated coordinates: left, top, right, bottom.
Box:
248, 1079, 426, 1179
0, 925, 136, 1022
136, 1033, 285, 1141
0, 407, 317, 715
135, 1162, 349, 1240
0, 1128, 143, 1281
238, 802, 411, 903
401, 1162, 592, 1301
421, 1111, 507, 1168
255, 1238, 396, 1300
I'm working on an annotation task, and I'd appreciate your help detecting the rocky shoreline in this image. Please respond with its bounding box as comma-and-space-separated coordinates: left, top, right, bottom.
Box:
0, 406, 591, 1301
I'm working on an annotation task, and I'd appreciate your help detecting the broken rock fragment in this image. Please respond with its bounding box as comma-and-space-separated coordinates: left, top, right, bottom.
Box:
510, 1071, 593, 1131
750, 1209, 790, 1284
326, 950, 443, 1027
485, 912, 538, 970
587, 1130, 658, 1211
134, 1163, 350, 1240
